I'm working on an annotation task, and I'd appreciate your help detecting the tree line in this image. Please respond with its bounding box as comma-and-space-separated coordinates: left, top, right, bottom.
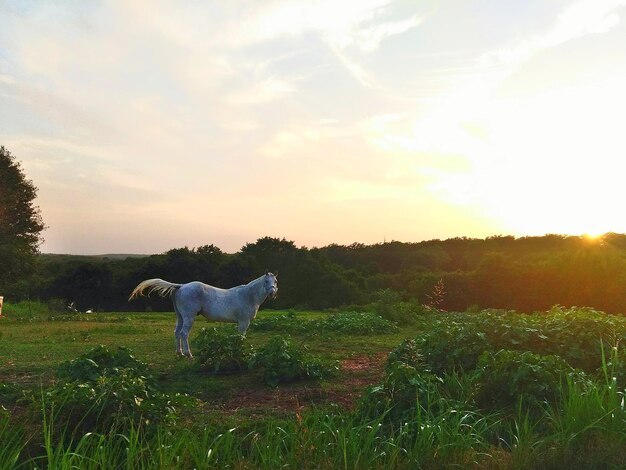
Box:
5, 234, 626, 314
3, 144, 626, 314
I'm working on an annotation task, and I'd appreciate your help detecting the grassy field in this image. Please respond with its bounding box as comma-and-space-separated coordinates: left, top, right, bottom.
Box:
0, 308, 405, 410
1, 303, 626, 468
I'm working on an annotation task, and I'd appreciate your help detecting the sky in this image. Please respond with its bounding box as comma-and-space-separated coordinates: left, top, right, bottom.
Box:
2, 0, 626, 254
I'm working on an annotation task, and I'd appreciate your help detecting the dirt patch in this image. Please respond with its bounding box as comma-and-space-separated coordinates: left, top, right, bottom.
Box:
341, 352, 387, 374
213, 352, 389, 413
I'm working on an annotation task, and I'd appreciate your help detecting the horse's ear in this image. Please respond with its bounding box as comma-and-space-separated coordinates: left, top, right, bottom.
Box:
274, 270, 278, 278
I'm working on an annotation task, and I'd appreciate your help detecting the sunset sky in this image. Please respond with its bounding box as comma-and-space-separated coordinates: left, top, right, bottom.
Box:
2, 0, 626, 254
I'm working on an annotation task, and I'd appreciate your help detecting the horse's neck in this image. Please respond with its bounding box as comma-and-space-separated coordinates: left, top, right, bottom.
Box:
245, 276, 268, 306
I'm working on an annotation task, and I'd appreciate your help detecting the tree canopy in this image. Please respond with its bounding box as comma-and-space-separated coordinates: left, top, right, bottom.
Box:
0, 146, 45, 294
21, 233, 626, 314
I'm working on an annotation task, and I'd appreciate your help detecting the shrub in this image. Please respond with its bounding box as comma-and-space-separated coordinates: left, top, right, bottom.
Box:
50, 345, 189, 433
474, 350, 588, 409
56, 345, 148, 381
250, 336, 338, 386
373, 289, 428, 325
193, 327, 255, 374
386, 339, 423, 371
357, 363, 443, 422
46, 370, 184, 432
415, 321, 491, 374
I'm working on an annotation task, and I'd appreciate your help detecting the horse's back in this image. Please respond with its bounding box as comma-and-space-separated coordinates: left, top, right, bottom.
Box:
176, 281, 239, 321
177, 281, 227, 301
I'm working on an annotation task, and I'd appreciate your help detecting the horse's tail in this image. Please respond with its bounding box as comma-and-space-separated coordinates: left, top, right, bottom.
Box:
128, 279, 182, 301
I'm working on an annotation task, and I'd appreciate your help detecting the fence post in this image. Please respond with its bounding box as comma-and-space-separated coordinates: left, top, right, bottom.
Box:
0, 296, 3, 317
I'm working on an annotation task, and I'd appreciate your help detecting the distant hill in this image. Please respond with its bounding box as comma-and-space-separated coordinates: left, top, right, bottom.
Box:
39, 253, 150, 263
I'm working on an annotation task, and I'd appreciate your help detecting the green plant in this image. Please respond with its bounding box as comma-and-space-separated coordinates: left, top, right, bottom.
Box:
386, 338, 423, 371
357, 362, 443, 422
56, 344, 149, 381
0, 411, 25, 470
415, 320, 491, 374
250, 335, 338, 386
474, 349, 587, 409
49, 346, 190, 434
192, 327, 255, 373
373, 289, 428, 325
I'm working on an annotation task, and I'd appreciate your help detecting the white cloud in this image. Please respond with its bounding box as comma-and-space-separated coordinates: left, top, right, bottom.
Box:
482, 0, 626, 67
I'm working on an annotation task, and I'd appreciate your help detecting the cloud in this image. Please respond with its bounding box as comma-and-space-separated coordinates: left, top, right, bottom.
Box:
482, 0, 626, 66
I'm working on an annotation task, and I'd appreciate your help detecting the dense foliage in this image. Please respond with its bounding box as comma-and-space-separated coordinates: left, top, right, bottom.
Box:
359, 306, 625, 422
411, 306, 626, 384
193, 327, 255, 374
49, 345, 189, 433
250, 335, 338, 386
473, 350, 587, 409
14, 233, 626, 314
0, 146, 45, 295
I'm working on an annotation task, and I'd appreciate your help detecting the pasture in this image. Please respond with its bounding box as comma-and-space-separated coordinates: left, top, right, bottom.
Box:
1, 304, 626, 468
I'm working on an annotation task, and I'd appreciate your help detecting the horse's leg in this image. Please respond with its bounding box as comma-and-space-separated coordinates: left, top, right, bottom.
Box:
174, 311, 184, 356
173, 295, 184, 356
181, 314, 196, 359
237, 318, 251, 336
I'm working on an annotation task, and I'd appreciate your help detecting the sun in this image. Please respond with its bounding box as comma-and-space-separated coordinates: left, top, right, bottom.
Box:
583, 231, 605, 241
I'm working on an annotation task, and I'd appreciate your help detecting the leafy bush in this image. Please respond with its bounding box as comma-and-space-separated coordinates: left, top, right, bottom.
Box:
56, 345, 148, 381
373, 289, 428, 325
474, 350, 588, 409
357, 362, 443, 422
250, 336, 338, 386
415, 321, 490, 374
46, 370, 185, 432
50, 345, 189, 433
386, 338, 423, 371
410, 308, 626, 382
193, 327, 255, 374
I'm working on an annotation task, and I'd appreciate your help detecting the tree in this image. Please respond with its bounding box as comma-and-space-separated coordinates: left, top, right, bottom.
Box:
0, 146, 46, 293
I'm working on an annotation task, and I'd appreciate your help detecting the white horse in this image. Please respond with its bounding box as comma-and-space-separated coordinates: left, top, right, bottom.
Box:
129, 272, 278, 358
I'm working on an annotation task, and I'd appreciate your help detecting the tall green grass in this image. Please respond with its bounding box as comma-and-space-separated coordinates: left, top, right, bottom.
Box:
5, 308, 626, 468
0, 412, 25, 470
24, 408, 499, 469
7, 370, 626, 469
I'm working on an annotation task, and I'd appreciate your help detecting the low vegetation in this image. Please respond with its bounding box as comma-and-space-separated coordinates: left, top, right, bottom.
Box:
1, 304, 626, 468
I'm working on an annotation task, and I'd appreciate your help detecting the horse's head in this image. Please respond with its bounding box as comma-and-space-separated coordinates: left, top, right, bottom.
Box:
265, 271, 278, 299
